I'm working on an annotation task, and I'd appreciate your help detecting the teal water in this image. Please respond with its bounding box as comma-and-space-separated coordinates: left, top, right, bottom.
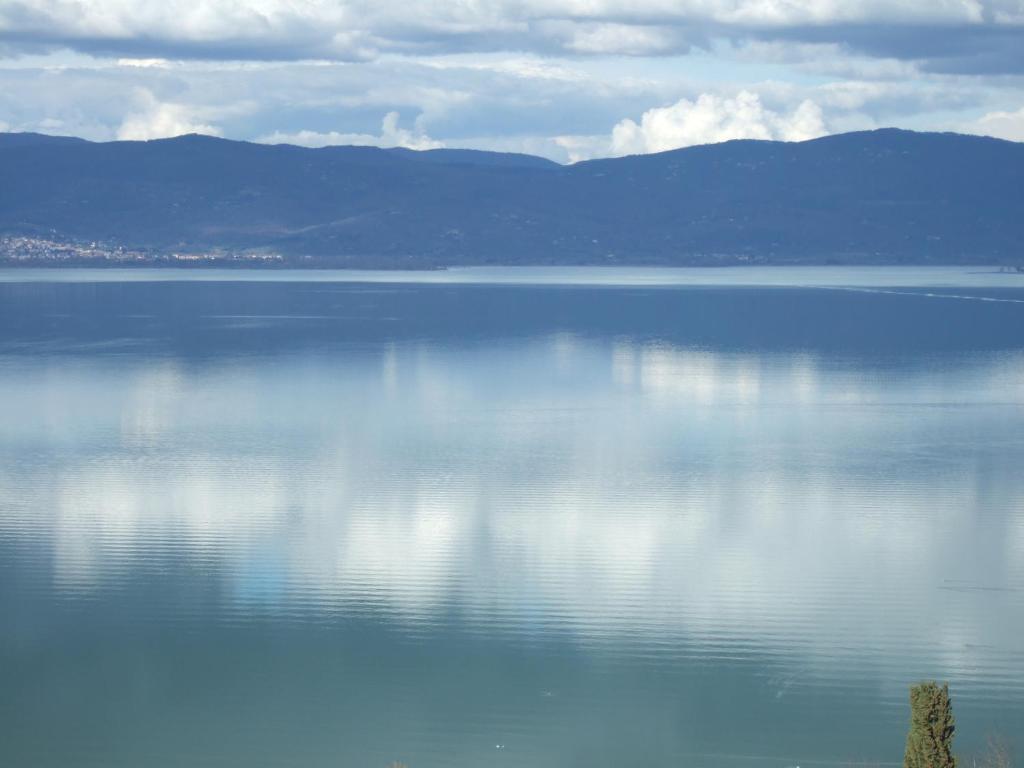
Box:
0, 269, 1022, 767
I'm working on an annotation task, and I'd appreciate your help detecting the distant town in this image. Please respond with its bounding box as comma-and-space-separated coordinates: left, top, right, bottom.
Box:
0, 236, 285, 266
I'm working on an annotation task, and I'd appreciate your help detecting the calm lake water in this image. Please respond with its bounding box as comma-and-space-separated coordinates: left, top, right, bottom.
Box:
1, 268, 1023, 768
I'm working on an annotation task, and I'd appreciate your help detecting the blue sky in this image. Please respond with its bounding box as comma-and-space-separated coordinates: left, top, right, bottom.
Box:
1, 0, 1023, 161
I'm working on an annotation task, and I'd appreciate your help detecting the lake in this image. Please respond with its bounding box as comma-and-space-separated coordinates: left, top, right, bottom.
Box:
1, 267, 1022, 768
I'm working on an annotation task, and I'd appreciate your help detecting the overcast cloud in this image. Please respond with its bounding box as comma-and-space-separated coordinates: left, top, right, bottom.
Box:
1, 0, 1023, 160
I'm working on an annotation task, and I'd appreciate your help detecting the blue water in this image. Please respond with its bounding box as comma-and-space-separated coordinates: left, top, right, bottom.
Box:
1, 268, 1022, 768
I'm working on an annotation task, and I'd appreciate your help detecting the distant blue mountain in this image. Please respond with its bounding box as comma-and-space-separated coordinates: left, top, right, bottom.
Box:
388, 146, 560, 169
1, 128, 1021, 266
0, 132, 90, 148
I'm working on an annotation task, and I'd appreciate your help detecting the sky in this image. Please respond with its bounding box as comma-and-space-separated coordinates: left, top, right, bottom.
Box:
1, 0, 1023, 162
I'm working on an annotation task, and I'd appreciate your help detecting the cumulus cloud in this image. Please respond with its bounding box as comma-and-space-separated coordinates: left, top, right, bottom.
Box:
967, 106, 1024, 142
610, 91, 827, 155
259, 111, 443, 150
117, 89, 222, 140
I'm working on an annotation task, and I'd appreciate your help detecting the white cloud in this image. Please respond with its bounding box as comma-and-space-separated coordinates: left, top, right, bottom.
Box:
116, 58, 171, 68
421, 54, 588, 83
609, 90, 827, 155
116, 89, 222, 140
967, 105, 1024, 142
538, 21, 688, 56
258, 111, 444, 150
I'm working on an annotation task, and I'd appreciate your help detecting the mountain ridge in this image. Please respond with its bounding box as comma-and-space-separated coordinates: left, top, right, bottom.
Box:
2, 128, 1022, 267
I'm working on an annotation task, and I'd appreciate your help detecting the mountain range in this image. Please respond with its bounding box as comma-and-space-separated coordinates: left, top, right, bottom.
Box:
1, 128, 1022, 267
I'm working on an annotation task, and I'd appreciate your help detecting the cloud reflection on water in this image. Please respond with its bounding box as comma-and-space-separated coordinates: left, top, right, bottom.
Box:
2, 336, 1022, 705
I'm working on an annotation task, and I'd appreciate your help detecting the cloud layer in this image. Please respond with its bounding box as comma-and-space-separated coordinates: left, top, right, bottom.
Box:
3, 0, 1024, 71
0, 1, 1023, 159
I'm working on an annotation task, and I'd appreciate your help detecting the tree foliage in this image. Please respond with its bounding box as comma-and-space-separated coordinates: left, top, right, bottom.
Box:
904, 682, 957, 768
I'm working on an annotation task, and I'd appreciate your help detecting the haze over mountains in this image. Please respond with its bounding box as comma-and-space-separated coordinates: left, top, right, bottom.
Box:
2, 129, 1022, 267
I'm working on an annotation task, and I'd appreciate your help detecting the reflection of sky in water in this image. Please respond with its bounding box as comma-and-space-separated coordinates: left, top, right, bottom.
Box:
3, 341, 1023, 670
1, 281, 1023, 768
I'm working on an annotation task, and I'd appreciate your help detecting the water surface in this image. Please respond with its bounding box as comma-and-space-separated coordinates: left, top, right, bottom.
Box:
1, 269, 1022, 768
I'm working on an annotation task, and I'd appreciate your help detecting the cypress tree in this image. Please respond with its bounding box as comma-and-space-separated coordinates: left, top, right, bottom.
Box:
904, 681, 957, 768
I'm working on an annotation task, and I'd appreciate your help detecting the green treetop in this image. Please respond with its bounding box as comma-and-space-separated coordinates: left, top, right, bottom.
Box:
904, 681, 957, 768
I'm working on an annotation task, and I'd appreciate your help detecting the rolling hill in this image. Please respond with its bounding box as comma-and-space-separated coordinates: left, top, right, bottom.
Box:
1, 128, 1021, 266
